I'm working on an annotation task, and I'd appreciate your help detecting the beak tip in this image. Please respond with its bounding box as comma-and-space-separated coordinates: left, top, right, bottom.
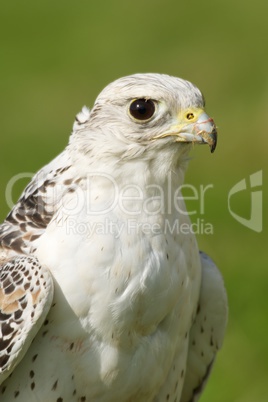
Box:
210, 141, 217, 153
201, 130, 217, 153
209, 130, 217, 153
192, 113, 218, 154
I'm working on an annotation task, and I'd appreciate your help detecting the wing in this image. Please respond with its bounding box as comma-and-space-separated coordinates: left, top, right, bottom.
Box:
0, 255, 53, 385
181, 251, 228, 402
0, 106, 90, 259
0, 150, 72, 258
0, 107, 90, 384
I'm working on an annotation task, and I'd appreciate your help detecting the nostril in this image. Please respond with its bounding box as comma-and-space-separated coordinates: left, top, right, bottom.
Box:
186, 112, 195, 120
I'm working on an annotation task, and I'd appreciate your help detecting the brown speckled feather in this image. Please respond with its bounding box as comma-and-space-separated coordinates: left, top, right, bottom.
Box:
0, 158, 72, 257
0, 145, 80, 384
0, 256, 53, 385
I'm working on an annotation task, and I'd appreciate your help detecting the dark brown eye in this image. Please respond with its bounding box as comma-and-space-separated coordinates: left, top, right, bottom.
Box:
129, 99, 155, 121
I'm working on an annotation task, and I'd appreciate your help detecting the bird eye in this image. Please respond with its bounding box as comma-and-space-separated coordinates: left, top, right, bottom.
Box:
129, 99, 156, 121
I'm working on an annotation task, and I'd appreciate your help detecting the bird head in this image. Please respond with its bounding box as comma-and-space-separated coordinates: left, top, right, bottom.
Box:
71, 74, 217, 166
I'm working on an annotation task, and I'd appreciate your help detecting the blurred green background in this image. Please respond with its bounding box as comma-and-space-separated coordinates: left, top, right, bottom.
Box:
0, 1, 266, 401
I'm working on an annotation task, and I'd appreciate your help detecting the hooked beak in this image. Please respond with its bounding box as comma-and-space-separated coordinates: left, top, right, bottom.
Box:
152, 110, 217, 153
